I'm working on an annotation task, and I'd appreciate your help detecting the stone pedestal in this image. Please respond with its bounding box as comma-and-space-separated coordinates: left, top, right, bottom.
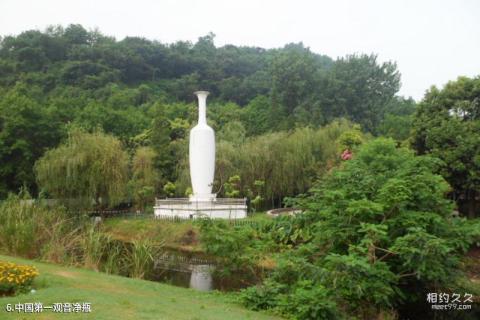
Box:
154, 198, 247, 219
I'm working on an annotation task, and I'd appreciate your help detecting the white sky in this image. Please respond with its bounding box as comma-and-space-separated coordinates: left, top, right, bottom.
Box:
0, 0, 479, 100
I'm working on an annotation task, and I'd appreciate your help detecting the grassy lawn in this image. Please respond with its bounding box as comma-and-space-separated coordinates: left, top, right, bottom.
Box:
0, 255, 281, 320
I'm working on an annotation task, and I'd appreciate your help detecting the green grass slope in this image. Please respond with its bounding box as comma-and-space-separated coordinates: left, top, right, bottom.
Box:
0, 255, 280, 320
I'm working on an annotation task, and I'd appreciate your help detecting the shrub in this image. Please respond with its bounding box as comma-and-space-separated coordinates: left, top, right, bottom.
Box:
277, 281, 338, 320
0, 261, 39, 296
240, 279, 339, 320
240, 279, 285, 311
199, 219, 262, 279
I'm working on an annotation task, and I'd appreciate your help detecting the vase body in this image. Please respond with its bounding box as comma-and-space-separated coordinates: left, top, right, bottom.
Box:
189, 91, 215, 200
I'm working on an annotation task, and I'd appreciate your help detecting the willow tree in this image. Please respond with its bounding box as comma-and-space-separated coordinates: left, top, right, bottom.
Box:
35, 128, 129, 209
128, 146, 160, 208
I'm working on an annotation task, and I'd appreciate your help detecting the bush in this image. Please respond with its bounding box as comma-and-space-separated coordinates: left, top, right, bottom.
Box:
240, 279, 286, 311
240, 279, 339, 320
0, 261, 39, 296
199, 219, 266, 280
277, 281, 338, 320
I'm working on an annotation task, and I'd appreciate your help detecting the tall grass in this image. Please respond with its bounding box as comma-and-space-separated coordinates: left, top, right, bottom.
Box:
101, 240, 125, 275
126, 239, 163, 279
41, 223, 84, 265
0, 193, 77, 259
82, 227, 113, 271
0, 193, 164, 281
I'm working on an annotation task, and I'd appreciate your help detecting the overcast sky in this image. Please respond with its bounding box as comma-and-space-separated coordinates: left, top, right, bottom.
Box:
1, 0, 479, 100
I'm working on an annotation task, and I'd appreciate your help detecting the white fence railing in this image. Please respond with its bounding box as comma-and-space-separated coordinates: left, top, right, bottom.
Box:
155, 198, 247, 206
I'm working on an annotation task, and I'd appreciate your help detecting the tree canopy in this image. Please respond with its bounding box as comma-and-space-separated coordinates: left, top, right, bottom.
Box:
412, 76, 480, 217
34, 128, 129, 208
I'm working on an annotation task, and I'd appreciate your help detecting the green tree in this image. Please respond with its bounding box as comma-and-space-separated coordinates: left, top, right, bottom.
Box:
412, 76, 480, 218
268, 43, 332, 129
218, 120, 246, 145
0, 85, 62, 197
242, 95, 272, 136
150, 103, 174, 186
224, 175, 241, 198
163, 181, 176, 197
323, 54, 401, 132
248, 180, 265, 213
35, 128, 129, 209
128, 147, 160, 209
378, 97, 416, 141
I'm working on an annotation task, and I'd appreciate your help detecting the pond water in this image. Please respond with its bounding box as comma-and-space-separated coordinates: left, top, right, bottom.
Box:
151, 266, 213, 291
148, 250, 255, 292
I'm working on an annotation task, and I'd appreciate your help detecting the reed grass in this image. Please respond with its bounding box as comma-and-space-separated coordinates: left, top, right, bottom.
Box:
0, 194, 165, 280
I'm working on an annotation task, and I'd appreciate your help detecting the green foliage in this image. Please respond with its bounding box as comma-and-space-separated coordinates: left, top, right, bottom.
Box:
0, 192, 166, 282
240, 277, 338, 320
0, 84, 63, 197
74, 99, 149, 141
198, 219, 270, 281
150, 103, 174, 185
126, 239, 162, 279
35, 128, 129, 209
224, 175, 241, 198
377, 97, 416, 142
163, 181, 176, 197
338, 125, 364, 151
277, 281, 338, 320
323, 54, 401, 133
412, 76, 480, 218
269, 43, 331, 127
248, 180, 265, 213
242, 96, 272, 136
238, 138, 480, 319
323, 253, 398, 309
82, 227, 113, 271
128, 146, 159, 208
0, 191, 77, 259
240, 279, 285, 311
261, 214, 314, 246
217, 121, 246, 145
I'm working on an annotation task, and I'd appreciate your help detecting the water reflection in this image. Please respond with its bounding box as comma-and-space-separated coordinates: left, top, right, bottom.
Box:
151, 252, 256, 292
189, 265, 213, 291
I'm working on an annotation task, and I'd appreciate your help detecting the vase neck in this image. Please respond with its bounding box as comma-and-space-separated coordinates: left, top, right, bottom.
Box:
194, 91, 209, 124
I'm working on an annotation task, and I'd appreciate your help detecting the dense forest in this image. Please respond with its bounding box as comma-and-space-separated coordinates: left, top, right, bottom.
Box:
1, 24, 478, 218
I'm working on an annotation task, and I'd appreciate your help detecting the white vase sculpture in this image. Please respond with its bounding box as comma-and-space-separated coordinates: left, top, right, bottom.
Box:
189, 91, 216, 201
